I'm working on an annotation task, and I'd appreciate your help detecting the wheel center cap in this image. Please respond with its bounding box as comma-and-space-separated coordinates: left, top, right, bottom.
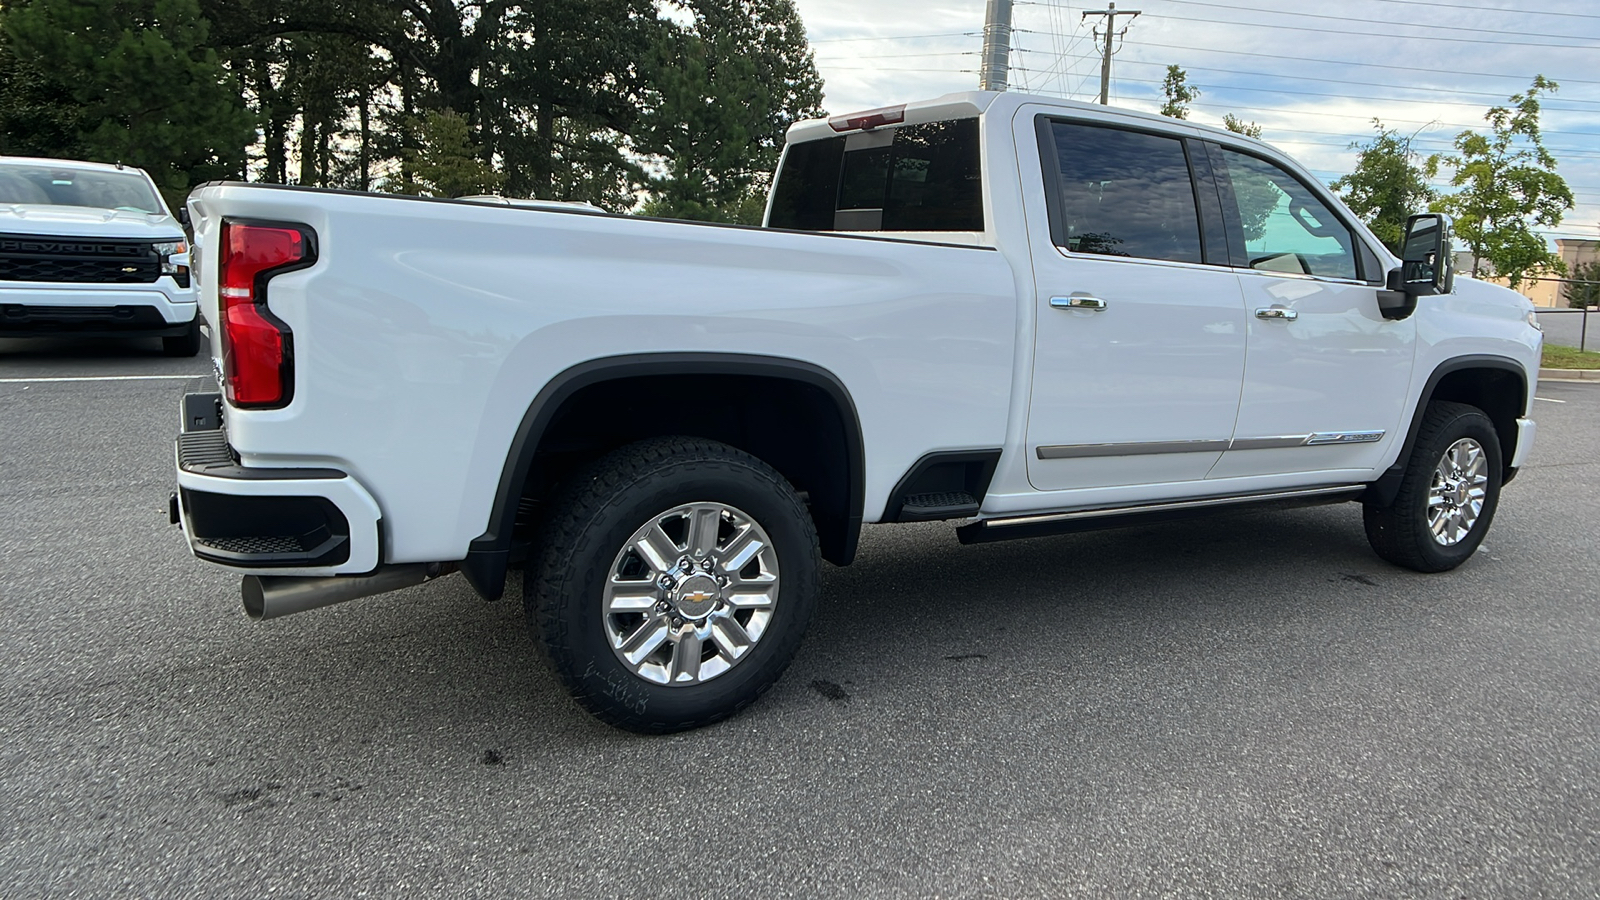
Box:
673, 574, 721, 619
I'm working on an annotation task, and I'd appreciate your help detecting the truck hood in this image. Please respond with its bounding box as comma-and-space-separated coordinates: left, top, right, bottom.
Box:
0, 204, 184, 240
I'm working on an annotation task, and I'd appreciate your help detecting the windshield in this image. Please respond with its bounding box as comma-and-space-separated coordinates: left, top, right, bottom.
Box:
0, 163, 165, 214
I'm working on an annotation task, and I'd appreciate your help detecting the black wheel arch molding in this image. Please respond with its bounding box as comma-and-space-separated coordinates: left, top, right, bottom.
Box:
1364, 353, 1529, 508
459, 352, 866, 601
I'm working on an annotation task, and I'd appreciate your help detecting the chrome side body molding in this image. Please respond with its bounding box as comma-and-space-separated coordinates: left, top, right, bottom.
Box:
1036, 431, 1385, 460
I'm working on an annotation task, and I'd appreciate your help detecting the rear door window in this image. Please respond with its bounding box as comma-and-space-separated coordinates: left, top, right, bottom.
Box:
767, 118, 983, 232
1040, 121, 1204, 265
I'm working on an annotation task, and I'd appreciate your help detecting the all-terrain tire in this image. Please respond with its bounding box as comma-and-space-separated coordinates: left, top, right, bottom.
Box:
162, 319, 202, 357
526, 436, 820, 733
1364, 401, 1502, 573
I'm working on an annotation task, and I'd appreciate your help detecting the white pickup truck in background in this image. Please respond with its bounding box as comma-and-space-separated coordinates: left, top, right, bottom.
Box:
0, 157, 200, 355
173, 91, 1542, 732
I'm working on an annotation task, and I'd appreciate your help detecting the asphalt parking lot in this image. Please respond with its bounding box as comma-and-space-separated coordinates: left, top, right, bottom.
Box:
3, 336, 1598, 899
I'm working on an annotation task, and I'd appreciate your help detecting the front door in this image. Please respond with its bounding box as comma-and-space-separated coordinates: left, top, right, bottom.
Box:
1022, 115, 1249, 493
1201, 144, 1416, 481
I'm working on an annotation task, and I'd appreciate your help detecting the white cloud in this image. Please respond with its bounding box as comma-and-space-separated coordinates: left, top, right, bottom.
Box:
793, 0, 1600, 242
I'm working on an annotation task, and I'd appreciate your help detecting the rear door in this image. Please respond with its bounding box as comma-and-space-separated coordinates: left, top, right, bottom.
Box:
1021, 113, 1249, 492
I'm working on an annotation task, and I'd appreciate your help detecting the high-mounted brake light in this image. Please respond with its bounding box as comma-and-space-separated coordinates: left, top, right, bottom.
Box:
218, 220, 314, 408
828, 104, 907, 133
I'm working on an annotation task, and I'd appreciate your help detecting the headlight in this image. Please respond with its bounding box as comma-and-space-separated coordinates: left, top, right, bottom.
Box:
1526, 310, 1542, 331
154, 240, 190, 287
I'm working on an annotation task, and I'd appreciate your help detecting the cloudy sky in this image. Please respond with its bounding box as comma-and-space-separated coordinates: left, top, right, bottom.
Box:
790, 0, 1600, 245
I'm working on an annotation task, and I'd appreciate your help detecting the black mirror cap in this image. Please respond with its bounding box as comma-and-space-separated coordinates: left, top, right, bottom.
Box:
178, 206, 191, 227
1400, 213, 1455, 297
1378, 270, 1418, 320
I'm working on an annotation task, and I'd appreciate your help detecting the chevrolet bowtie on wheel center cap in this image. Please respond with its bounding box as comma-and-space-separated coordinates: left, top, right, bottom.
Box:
604, 502, 781, 687
1428, 438, 1489, 547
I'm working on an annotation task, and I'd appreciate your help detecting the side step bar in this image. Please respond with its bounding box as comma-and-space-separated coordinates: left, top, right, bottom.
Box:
955, 485, 1366, 545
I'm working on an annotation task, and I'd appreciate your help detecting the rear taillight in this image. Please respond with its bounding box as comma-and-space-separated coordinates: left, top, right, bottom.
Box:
218, 220, 314, 408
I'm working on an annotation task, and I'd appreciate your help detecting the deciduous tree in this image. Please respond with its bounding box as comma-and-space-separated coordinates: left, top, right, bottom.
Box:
1159, 65, 1197, 120
1331, 120, 1438, 254
1436, 76, 1573, 288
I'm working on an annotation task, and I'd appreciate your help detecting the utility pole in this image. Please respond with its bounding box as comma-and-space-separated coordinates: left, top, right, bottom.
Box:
1082, 2, 1141, 105
979, 0, 1014, 92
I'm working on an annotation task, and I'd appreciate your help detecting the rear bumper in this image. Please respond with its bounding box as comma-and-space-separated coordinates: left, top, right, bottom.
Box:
174, 392, 382, 576
0, 283, 197, 336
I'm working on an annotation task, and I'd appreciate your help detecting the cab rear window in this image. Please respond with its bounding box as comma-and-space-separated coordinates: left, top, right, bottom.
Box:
767, 118, 983, 233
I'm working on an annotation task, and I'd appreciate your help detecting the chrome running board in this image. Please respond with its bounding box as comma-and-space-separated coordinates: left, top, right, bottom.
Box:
955, 485, 1366, 545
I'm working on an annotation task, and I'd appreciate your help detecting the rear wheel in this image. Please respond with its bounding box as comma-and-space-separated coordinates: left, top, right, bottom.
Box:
1364, 401, 1502, 572
162, 319, 201, 357
526, 437, 819, 733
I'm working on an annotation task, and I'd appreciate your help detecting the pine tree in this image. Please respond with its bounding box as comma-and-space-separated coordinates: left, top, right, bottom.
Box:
638, 0, 825, 223
3, 0, 255, 197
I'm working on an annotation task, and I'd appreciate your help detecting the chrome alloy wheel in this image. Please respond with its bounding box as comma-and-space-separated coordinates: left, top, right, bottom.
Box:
602, 502, 780, 686
1427, 437, 1490, 547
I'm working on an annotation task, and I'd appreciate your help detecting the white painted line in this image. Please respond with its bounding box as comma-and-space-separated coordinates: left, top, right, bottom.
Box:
1535, 397, 1567, 404
0, 374, 201, 384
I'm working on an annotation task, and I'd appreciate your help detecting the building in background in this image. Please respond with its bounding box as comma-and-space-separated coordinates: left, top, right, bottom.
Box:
1458, 239, 1600, 308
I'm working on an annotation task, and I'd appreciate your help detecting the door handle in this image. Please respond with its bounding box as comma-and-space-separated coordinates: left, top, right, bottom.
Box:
1051, 295, 1108, 311
1255, 306, 1299, 321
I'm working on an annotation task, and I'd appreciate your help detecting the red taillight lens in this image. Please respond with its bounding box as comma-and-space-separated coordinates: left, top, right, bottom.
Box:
219, 221, 311, 408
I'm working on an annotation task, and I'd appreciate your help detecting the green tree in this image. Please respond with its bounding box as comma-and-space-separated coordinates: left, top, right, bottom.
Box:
1330, 120, 1438, 253
1223, 113, 1262, 138
1436, 76, 1573, 288
397, 109, 503, 198
1159, 65, 1198, 120
0, 33, 86, 158
3, 0, 256, 198
637, 0, 825, 223
1566, 260, 1600, 309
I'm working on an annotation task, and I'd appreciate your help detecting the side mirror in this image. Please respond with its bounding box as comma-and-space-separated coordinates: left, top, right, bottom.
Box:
1378, 213, 1455, 321
1400, 213, 1455, 296
178, 206, 191, 227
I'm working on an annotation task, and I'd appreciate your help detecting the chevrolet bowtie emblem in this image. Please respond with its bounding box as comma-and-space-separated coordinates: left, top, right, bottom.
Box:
121, 266, 139, 273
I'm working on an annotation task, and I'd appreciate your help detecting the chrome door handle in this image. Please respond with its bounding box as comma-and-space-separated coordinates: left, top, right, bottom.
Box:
1051, 295, 1108, 311
1255, 306, 1298, 321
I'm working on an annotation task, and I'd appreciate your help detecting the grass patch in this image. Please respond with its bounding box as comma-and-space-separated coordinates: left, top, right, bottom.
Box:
1543, 344, 1600, 369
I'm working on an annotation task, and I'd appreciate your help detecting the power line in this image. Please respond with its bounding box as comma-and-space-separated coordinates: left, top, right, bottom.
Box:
1362, 0, 1600, 22
1160, 0, 1600, 44
808, 31, 976, 43
1144, 12, 1600, 49
1116, 37, 1600, 87
1032, 53, 1600, 109
1063, 75, 1600, 138
1100, 71, 1600, 114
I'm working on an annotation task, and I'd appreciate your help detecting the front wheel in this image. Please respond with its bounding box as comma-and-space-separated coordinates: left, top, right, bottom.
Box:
526, 437, 820, 733
1364, 401, 1503, 573
162, 319, 202, 357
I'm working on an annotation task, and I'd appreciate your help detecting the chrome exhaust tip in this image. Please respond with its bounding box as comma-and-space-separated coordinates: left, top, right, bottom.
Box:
242, 564, 448, 621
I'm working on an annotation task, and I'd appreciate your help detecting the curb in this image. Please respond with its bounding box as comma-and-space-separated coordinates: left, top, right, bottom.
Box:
1539, 367, 1600, 383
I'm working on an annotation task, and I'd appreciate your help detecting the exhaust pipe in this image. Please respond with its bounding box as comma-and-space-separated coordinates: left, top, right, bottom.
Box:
242, 563, 450, 621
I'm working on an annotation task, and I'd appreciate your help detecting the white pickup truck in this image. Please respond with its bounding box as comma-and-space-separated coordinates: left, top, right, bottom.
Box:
173, 91, 1542, 732
0, 157, 200, 355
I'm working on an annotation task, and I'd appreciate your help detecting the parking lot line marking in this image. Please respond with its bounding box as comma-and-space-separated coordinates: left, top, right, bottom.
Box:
0, 375, 201, 383
1535, 397, 1566, 404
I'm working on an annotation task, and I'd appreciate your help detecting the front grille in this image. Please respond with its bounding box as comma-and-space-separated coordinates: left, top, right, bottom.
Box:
0, 304, 166, 331
0, 233, 161, 284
